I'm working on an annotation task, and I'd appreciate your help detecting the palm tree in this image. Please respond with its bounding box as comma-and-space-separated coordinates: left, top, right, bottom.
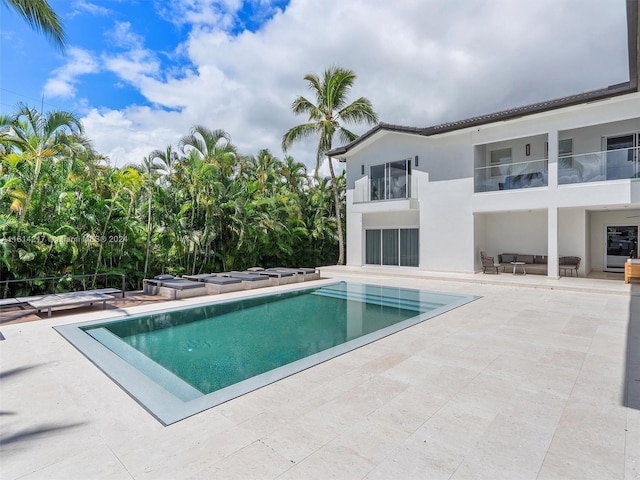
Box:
282, 66, 378, 265
2, 0, 67, 50
133, 154, 165, 279
0, 103, 86, 223
178, 125, 237, 180
281, 155, 308, 192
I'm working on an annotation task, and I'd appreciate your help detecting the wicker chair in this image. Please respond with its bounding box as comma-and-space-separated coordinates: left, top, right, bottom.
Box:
480, 251, 503, 274
559, 256, 581, 277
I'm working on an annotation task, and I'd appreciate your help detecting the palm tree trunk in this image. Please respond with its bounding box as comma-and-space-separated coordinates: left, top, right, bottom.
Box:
94, 191, 119, 280
19, 156, 43, 228
327, 157, 345, 265
143, 191, 152, 278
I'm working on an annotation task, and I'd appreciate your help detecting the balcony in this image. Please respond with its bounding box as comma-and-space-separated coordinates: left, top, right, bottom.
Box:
559, 147, 640, 184
351, 175, 419, 213
474, 158, 548, 193
354, 174, 418, 203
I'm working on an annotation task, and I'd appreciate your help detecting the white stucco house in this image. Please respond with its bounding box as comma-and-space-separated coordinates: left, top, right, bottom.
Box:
327, 0, 640, 278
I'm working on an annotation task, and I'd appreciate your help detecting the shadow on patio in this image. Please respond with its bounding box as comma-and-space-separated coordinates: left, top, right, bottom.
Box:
625, 286, 640, 410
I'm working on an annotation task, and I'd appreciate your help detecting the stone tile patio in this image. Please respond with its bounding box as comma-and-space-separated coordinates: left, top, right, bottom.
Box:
1, 268, 638, 479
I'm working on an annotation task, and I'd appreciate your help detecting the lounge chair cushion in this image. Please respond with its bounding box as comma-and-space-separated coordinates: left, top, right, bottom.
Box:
154, 274, 175, 280
226, 272, 268, 281
203, 277, 242, 285
160, 280, 205, 290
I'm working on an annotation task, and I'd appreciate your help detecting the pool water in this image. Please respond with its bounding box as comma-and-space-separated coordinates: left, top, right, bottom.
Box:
57, 282, 477, 424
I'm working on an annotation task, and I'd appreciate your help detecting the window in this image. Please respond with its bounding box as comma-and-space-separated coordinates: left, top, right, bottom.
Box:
365, 228, 419, 267
490, 148, 512, 176
558, 138, 573, 170
369, 159, 411, 200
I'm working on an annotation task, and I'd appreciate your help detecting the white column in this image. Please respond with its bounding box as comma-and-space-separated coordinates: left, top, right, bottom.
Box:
547, 129, 559, 277
346, 190, 363, 266
548, 207, 559, 278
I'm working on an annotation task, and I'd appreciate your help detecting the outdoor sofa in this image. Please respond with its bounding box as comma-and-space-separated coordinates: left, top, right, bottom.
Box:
487, 253, 581, 276
497, 254, 548, 275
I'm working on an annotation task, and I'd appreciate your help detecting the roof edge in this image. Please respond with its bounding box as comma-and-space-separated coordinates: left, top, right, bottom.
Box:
328, 83, 635, 158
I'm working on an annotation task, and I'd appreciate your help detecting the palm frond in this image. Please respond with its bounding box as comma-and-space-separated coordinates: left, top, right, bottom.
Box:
3, 0, 67, 50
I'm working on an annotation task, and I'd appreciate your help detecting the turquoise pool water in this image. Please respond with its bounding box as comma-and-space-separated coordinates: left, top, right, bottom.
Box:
57, 282, 477, 424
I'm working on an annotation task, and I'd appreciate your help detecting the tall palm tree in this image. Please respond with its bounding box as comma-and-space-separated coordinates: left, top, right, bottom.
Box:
282, 66, 378, 265
2, 0, 67, 50
132, 154, 165, 279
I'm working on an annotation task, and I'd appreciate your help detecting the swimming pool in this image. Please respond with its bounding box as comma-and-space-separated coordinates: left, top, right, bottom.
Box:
56, 282, 477, 424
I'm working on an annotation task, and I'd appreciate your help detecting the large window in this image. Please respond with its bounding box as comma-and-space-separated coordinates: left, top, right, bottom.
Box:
370, 159, 411, 200
365, 228, 419, 267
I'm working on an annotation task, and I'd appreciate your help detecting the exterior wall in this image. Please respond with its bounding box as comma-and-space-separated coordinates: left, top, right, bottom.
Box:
558, 208, 588, 275
345, 133, 428, 190
561, 118, 640, 154
420, 178, 474, 272
342, 92, 640, 274
480, 133, 548, 167
480, 210, 548, 257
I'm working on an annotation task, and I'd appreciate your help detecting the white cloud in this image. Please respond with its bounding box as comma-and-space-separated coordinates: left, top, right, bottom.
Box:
79, 0, 629, 169
69, 0, 111, 17
156, 0, 243, 29
43, 47, 100, 99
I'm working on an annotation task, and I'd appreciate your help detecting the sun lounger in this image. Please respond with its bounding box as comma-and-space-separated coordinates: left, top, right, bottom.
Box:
219, 272, 272, 289
266, 267, 320, 281
143, 274, 176, 293
182, 273, 217, 281
143, 275, 207, 299
156, 279, 206, 300
252, 270, 297, 286
201, 276, 244, 294
0, 295, 45, 311
29, 292, 114, 317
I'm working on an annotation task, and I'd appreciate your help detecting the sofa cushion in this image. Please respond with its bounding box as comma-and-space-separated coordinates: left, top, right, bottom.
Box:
534, 255, 548, 264
517, 254, 534, 264
500, 253, 518, 263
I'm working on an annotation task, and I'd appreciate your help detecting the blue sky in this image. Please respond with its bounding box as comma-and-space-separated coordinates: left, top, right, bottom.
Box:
0, 0, 630, 171
1, 0, 289, 112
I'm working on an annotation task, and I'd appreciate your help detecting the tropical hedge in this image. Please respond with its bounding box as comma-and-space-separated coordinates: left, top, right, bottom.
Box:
0, 105, 344, 293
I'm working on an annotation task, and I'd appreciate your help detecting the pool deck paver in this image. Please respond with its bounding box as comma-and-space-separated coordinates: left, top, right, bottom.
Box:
1, 267, 639, 479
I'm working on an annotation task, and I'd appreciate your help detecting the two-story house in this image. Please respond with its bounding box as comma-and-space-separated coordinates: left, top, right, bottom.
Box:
327, 0, 640, 278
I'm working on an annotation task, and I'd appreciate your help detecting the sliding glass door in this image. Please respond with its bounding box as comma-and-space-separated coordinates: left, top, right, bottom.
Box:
606, 133, 639, 180
605, 225, 638, 272
369, 159, 411, 200
365, 228, 419, 267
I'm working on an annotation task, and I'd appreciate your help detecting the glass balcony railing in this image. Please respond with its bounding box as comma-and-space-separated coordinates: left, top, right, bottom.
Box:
474, 158, 548, 193
558, 147, 640, 184
354, 175, 416, 203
